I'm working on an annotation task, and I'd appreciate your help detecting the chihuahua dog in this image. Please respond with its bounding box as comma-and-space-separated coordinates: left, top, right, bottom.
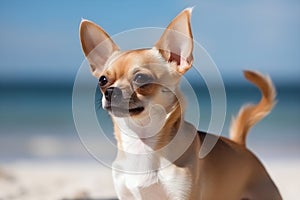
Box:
79, 8, 281, 200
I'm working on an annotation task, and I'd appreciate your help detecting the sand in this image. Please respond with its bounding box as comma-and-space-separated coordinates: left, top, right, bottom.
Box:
0, 159, 299, 200
0, 161, 116, 200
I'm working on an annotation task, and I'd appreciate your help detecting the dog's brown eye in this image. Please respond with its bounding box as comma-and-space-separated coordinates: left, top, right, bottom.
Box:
99, 76, 108, 87
133, 74, 153, 86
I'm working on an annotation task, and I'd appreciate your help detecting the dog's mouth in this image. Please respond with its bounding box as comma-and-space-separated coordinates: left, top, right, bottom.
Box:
105, 105, 144, 116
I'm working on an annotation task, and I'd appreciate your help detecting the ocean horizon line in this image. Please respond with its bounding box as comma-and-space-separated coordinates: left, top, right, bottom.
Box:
1, 79, 299, 90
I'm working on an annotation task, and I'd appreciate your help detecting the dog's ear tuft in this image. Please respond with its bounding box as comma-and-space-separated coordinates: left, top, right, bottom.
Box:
155, 8, 194, 75
80, 19, 119, 77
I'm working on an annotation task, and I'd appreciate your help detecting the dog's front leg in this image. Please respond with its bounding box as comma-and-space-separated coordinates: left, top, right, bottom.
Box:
159, 164, 193, 200
112, 170, 141, 200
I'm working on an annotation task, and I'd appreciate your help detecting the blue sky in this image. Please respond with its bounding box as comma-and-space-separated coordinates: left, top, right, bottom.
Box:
0, 0, 299, 84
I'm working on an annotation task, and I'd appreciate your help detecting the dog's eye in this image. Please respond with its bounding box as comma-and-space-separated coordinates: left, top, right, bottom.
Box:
99, 76, 108, 87
133, 73, 153, 85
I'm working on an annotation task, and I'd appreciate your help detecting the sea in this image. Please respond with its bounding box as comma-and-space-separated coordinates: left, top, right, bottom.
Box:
0, 78, 299, 164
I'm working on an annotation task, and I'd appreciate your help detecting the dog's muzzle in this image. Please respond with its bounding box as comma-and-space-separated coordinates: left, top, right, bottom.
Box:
103, 87, 144, 116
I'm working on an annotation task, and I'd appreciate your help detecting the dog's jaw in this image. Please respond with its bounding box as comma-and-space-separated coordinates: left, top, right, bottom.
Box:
107, 106, 145, 116
103, 102, 145, 117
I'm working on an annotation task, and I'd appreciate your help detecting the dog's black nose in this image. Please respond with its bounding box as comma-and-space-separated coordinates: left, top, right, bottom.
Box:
105, 87, 123, 104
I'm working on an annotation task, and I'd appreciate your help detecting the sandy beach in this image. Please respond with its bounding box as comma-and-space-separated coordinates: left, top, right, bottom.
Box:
0, 161, 116, 200
0, 158, 299, 200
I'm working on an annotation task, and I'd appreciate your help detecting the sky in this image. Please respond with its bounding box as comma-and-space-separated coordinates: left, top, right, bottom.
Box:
0, 0, 299, 84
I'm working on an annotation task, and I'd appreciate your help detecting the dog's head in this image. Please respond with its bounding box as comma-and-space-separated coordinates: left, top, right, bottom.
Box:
80, 8, 193, 119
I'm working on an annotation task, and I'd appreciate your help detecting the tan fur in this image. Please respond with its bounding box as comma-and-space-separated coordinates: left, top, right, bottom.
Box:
154, 100, 182, 150
230, 70, 276, 146
80, 8, 282, 200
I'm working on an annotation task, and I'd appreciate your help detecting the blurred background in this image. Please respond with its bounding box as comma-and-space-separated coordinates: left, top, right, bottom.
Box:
0, 0, 299, 199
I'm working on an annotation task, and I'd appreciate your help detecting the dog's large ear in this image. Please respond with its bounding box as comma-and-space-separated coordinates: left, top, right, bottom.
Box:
80, 19, 119, 77
155, 8, 193, 75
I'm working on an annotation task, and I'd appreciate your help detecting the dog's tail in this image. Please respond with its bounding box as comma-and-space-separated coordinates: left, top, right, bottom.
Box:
229, 70, 276, 147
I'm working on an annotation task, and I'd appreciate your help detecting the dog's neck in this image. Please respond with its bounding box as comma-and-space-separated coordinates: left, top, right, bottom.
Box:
112, 94, 184, 154
111, 96, 198, 173
110, 86, 198, 174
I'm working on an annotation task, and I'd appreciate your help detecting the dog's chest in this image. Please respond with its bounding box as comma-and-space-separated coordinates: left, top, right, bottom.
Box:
113, 134, 169, 198
113, 123, 194, 199
126, 171, 168, 199
113, 160, 192, 200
